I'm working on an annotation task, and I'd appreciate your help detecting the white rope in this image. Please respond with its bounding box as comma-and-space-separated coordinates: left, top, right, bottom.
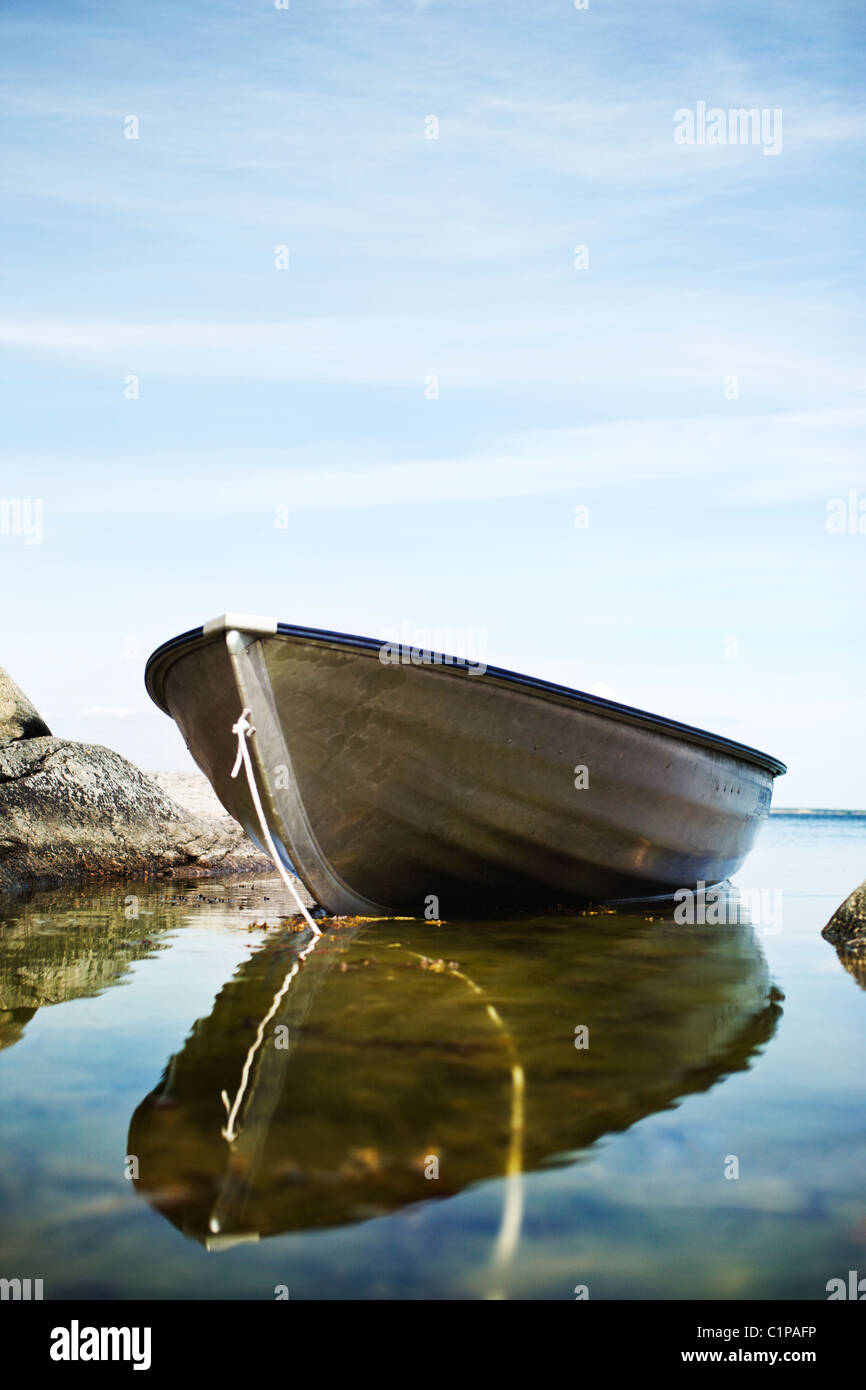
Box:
403, 951, 525, 1292
456, 977, 525, 1285
230, 708, 321, 936
219, 936, 319, 1144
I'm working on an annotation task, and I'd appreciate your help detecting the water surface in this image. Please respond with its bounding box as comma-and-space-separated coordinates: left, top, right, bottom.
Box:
1, 814, 864, 1299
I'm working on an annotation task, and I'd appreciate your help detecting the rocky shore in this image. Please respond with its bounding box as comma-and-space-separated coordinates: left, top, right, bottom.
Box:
0, 663, 277, 894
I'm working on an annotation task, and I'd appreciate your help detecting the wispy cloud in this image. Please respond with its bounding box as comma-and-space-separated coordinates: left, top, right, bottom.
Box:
1, 305, 863, 405
80, 706, 135, 718
5, 408, 862, 515
1, 0, 864, 800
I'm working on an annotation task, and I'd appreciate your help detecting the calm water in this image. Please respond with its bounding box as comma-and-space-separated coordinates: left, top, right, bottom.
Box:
1, 814, 864, 1300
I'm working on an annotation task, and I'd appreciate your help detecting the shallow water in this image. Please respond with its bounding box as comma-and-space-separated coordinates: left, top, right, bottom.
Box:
0, 814, 864, 1300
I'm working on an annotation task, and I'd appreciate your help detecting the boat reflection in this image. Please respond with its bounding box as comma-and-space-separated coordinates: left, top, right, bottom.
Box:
128, 905, 781, 1248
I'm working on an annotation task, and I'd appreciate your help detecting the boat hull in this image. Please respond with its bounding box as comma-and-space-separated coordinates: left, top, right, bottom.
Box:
145, 620, 785, 916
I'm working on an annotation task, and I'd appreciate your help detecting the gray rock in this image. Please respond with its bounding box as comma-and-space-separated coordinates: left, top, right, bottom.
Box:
823, 882, 866, 951
0, 734, 274, 893
0, 664, 51, 740
822, 883, 866, 988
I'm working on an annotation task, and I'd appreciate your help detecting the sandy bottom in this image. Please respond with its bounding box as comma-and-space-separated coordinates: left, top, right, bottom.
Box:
150, 770, 314, 906
151, 771, 233, 821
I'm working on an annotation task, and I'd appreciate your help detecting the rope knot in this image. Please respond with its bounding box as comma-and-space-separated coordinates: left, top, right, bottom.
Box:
228, 706, 320, 937
230, 708, 254, 779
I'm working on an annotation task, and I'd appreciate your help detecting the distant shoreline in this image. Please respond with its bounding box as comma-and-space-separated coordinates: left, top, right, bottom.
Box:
771, 808, 866, 817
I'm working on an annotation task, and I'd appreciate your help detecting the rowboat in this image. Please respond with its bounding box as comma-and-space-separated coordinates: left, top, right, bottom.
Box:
144, 614, 786, 916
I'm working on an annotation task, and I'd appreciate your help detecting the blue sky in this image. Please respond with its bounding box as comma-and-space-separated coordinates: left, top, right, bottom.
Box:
1, 0, 864, 805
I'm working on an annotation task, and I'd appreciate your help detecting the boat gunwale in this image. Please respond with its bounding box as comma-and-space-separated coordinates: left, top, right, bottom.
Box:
144, 622, 787, 778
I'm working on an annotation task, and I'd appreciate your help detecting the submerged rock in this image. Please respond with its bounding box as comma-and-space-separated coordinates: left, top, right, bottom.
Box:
0, 667, 275, 893
0, 877, 315, 1051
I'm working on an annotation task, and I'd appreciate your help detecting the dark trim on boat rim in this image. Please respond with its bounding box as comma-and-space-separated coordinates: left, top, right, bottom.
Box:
144, 621, 787, 778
